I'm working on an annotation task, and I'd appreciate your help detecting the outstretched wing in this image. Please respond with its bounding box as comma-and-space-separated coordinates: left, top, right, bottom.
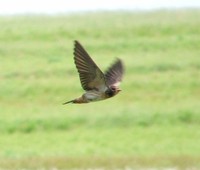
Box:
74, 40, 107, 91
104, 59, 124, 87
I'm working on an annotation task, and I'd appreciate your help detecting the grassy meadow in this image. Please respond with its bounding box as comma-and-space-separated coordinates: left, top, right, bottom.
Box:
0, 10, 200, 169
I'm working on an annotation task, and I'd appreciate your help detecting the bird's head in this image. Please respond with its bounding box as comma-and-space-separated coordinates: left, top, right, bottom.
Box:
106, 86, 121, 97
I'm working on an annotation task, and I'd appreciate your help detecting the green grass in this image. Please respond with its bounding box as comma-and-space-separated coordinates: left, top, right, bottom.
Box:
0, 10, 200, 169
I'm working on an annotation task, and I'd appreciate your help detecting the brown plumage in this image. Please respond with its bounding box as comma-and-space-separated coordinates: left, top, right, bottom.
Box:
63, 40, 124, 104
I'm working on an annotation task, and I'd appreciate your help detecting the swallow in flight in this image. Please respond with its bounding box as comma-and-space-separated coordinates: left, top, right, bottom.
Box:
63, 40, 124, 104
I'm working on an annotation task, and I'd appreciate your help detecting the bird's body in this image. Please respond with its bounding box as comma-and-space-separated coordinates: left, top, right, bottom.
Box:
63, 40, 124, 104
64, 88, 120, 104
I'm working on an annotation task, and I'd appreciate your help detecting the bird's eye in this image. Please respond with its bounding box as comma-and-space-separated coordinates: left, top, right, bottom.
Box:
110, 87, 116, 91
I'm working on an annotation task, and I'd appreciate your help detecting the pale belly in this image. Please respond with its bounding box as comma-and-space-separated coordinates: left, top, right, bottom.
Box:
82, 91, 105, 102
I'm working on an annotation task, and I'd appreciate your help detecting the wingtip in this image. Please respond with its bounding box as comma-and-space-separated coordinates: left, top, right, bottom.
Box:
74, 40, 83, 51
74, 40, 80, 45
116, 58, 123, 63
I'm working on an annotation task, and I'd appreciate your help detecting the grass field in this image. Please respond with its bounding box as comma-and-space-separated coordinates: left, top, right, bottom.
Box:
0, 10, 200, 169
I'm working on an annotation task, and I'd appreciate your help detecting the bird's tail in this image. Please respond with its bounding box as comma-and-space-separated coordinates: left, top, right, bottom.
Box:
62, 99, 75, 104
63, 97, 86, 104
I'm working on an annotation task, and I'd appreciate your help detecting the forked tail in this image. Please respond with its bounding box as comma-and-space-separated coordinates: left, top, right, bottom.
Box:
63, 97, 86, 104
62, 99, 75, 104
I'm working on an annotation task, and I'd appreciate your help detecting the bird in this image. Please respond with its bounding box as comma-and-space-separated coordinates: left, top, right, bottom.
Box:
63, 40, 124, 104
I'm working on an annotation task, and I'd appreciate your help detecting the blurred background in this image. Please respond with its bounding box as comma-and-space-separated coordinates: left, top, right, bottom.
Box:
1, 0, 200, 14
0, 0, 200, 169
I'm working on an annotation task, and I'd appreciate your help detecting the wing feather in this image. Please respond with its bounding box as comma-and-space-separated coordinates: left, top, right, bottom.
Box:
74, 40, 107, 91
104, 59, 124, 87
